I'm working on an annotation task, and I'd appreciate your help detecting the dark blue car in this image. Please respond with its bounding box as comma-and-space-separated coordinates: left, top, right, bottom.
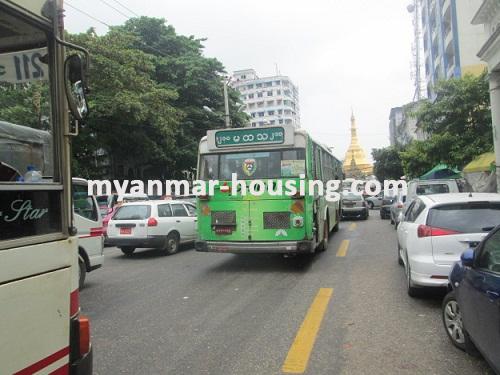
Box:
442, 225, 500, 373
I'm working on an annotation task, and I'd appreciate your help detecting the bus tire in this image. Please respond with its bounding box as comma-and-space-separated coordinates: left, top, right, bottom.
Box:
317, 217, 329, 252
333, 210, 340, 232
78, 257, 86, 289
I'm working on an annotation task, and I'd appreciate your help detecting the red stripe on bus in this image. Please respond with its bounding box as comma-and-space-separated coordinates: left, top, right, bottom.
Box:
70, 289, 79, 316
13, 347, 69, 375
49, 363, 69, 375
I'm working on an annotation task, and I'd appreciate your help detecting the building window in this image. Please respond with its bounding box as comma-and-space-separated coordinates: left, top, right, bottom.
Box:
267, 101, 274, 106
259, 121, 264, 126
278, 109, 283, 114
270, 120, 276, 125
256, 83, 262, 88
277, 99, 282, 105
274, 80, 281, 85
247, 84, 253, 89
248, 103, 255, 109
279, 119, 284, 124
258, 112, 265, 117
248, 93, 254, 99
267, 91, 273, 96
268, 110, 275, 116
251, 122, 256, 127
285, 119, 292, 124
265, 81, 273, 87
251, 113, 256, 118
257, 92, 263, 98
257, 101, 264, 107
277, 90, 281, 95
241, 75, 246, 79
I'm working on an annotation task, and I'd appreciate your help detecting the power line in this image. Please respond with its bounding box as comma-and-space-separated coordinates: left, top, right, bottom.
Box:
98, 0, 132, 19
108, 0, 140, 17
65, 1, 111, 28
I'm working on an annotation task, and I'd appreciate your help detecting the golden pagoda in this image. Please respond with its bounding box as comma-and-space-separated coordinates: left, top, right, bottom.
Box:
343, 111, 373, 177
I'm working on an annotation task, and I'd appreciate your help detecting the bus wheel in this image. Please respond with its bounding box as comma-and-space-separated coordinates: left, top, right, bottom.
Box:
317, 218, 329, 252
78, 257, 86, 289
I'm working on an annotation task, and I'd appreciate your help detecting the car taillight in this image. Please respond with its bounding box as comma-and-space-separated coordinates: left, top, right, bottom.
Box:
417, 224, 461, 238
79, 315, 90, 356
397, 203, 404, 208
147, 217, 158, 226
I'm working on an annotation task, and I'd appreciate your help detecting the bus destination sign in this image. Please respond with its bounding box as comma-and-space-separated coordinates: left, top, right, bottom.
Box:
215, 127, 285, 147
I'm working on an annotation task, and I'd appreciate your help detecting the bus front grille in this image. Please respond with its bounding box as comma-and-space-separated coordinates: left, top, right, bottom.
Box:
211, 211, 236, 226
263, 212, 290, 229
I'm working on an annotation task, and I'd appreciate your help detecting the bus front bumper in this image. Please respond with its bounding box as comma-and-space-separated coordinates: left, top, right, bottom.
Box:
195, 240, 314, 254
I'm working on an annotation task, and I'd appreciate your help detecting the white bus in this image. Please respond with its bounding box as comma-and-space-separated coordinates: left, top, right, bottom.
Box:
0, 1, 92, 373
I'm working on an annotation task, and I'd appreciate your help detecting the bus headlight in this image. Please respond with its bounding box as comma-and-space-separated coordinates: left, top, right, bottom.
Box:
292, 216, 304, 228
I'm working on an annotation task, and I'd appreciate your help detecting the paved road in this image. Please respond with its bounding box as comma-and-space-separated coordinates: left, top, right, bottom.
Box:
81, 213, 493, 374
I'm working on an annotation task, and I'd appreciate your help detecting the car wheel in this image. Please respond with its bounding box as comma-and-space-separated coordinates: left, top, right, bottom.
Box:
368, 201, 374, 210
406, 262, 420, 297
332, 213, 339, 232
164, 232, 180, 255
442, 291, 479, 355
78, 257, 86, 289
121, 247, 135, 256
397, 243, 403, 266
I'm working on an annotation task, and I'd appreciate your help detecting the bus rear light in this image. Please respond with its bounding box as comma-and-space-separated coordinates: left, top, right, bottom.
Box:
78, 315, 90, 356
417, 224, 461, 238
147, 217, 158, 227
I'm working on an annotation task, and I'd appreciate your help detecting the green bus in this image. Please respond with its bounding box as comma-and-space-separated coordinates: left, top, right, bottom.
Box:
194, 125, 343, 255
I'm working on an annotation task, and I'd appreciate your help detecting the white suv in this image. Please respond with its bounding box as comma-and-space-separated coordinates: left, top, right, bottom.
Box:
397, 193, 500, 297
107, 200, 197, 255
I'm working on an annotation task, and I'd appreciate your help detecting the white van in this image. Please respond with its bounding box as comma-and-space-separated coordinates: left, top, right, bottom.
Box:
73, 178, 104, 288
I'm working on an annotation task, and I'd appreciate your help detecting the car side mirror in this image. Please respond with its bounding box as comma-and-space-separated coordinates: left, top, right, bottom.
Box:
460, 249, 474, 267
64, 54, 89, 121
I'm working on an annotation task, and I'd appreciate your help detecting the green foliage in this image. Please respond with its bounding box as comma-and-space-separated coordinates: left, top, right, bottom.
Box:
400, 73, 492, 178
371, 146, 404, 181
67, 17, 248, 179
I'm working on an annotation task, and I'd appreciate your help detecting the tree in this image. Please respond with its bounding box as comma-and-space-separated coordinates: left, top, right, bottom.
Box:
401, 73, 492, 178
372, 147, 404, 181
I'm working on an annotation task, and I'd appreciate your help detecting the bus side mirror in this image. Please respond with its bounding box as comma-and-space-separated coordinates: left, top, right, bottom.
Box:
64, 54, 89, 122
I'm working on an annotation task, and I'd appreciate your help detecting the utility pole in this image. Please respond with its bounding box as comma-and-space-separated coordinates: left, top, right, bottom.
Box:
223, 77, 231, 128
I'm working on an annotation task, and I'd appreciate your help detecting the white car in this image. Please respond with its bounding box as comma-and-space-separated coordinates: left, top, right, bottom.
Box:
397, 193, 500, 297
107, 200, 197, 255
73, 178, 105, 288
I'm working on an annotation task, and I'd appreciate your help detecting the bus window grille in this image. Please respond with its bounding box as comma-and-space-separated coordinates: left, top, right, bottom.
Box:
211, 211, 236, 226
263, 212, 290, 229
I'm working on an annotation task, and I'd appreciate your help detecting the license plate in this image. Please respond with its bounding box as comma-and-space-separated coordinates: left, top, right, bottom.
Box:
120, 227, 132, 235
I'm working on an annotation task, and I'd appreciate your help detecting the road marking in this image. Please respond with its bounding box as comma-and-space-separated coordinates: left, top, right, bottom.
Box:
282, 288, 334, 374
336, 240, 350, 257
348, 223, 357, 231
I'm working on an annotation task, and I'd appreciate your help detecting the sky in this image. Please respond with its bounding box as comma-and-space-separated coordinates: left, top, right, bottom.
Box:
64, 0, 415, 162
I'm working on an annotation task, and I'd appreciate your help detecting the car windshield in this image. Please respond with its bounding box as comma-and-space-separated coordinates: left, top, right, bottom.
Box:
427, 202, 500, 233
199, 148, 306, 180
416, 184, 450, 195
113, 205, 151, 220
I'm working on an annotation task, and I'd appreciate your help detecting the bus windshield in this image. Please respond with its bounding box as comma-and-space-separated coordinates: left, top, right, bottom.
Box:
0, 11, 52, 182
200, 148, 306, 180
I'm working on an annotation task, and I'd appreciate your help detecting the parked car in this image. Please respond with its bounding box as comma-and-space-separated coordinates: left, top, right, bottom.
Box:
73, 178, 104, 288
442, 226, 500, 373
365, 192, 384, 209
107, 200, 197, 255
390, 192, 406, 228
380, 195, 396, 219
397, 193, 500, 297
341, 192, 368, 220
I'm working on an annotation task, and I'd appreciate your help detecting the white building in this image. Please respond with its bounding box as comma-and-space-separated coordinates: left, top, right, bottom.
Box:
231, 69, 300, 128
472, 0, 500, 191
389, 101, 427, 147
420, 0, 488, 98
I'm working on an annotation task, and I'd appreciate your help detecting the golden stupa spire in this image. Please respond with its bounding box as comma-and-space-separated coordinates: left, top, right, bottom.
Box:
343, 110, 373, 177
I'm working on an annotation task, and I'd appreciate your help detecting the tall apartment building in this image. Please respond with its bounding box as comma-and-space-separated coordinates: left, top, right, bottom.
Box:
231, 69, 300, 128
421, 0, 488, 98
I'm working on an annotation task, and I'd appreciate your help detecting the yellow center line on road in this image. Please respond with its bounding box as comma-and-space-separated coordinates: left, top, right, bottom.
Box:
282, 288, 334, 374
348, 223, 357, 231
336, 239, 350, 257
